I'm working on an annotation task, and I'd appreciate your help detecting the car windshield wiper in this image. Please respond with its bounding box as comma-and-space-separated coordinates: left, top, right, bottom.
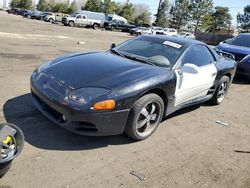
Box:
124, 55, 155, 66
110, 49, 126, 58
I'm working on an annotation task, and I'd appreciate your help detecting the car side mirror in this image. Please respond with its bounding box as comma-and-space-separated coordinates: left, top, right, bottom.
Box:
111, 43, 116, 49
181, 63, 199, 74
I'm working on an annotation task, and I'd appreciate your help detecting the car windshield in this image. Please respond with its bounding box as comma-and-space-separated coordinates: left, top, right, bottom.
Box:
113, 37, 185, 67
226, 35, 250, 48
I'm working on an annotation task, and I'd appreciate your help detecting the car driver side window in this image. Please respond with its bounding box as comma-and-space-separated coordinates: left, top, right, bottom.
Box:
181, 45, 215, 67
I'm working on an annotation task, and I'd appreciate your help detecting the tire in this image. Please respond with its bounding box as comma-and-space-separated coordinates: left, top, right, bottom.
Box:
125, 94, 164, 140
110, 26, 115, 31
210, 76, 230, 105
93, 23, 99, 29
69, 21, 75, 27
49, 18, 54, 23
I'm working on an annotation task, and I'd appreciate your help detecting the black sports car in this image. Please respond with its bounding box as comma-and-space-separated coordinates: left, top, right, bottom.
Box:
30, 36, 236, 140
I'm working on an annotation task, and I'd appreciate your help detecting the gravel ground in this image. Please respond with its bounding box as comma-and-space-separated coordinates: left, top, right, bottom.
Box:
0, 11, 250, 188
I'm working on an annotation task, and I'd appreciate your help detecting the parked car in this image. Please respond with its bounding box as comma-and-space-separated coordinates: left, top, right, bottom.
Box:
36, 12, 48, 20
163, 28, 177, 36
44, 12, 55, 23
62, 11, 105, 29
7, 8, 20, 14
104, 14, 129, 31
129, 27, 151, 36
178, 32, 195, 40
152, 27, 164, 35
31, 35, 236, 140
30, 11, 41, 19
104, 20, 136, 32
23, 10, 33, 17
216, 33, 250, 79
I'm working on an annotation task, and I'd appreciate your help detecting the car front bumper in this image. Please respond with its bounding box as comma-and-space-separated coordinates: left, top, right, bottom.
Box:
30, 77, 130, 136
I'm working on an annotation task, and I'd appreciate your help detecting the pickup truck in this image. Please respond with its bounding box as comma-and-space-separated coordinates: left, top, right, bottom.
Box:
62, 11, 104, 29
104, 20, 136, 32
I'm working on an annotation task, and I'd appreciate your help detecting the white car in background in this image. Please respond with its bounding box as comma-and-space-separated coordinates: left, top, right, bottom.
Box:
152, 27, 164, 35
163, 28, 177, 36
178, 32, 195, 39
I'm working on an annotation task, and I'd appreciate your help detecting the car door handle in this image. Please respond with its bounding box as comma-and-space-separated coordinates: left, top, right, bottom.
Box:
211, 72, 216, 77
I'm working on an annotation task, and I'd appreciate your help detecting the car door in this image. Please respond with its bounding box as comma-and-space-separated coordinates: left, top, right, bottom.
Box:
81, 15, 89, 26
75, 15, 82, 26
174, 44, 217, 106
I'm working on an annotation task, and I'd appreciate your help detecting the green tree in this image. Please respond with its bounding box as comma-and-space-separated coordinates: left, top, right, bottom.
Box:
37, 0, 49, 11
102, 0, 116, 14
52, 3, 68, 13
68, 1, 77, 14
119, 3, 135, 23
113, 2, 122, 14
190, 0, 213, 31
10, 0, 20, 8
135, 9, 151, 26
201, 6, 232, 32
212, 6, 232, 31
237, 5, 250, 31
170, 0, 192, 30
19, 0, 32, 9
155, 0, 169, 27
83, 0, 102, 12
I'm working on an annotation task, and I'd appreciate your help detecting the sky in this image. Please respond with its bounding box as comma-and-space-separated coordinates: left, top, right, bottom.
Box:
115, 0, 249, 25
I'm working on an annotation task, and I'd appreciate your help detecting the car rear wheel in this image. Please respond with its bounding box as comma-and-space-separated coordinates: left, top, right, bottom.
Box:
210, 76, 230, 105
125, 94, 164, 140
93, 23, 99, 29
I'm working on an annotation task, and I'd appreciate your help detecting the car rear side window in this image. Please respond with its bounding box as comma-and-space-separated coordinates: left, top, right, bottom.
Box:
181, 45, 215, 67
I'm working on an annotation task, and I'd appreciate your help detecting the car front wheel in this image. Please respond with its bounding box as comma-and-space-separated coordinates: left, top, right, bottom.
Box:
125, 94, 164, 140
210, 76, 230, 105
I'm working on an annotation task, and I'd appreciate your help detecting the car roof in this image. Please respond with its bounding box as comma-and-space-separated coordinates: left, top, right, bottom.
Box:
141, 35, 203, 47
239, 33, 250, 36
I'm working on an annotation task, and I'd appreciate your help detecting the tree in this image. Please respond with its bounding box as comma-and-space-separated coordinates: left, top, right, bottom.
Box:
134, 9, 151, 26
190, 0, 213, 31
10, 0, 32, 9
19, 0, 32, 9
68, 1, 78, 14
83, 0, 102, 12
119, 3, 135, 23
237, 5, 250, 31
169, 0, 192, 30
201, 6, 232, 33
37, 0, 49, 11
155, 0, 169, 27
212, 6, 232, 31
52, 3, 68, 13
102, 0, 116, 14
10, 0, 20, 8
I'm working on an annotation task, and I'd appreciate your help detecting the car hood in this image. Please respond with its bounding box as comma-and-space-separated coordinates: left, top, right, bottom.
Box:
38, 51, 167, 91
217, 43, 250, 55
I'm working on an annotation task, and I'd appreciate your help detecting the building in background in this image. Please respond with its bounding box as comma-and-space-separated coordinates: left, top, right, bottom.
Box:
0, 0, 10, 9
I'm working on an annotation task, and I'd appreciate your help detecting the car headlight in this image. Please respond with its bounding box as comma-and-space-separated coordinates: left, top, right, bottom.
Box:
69, 87, 111, 104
